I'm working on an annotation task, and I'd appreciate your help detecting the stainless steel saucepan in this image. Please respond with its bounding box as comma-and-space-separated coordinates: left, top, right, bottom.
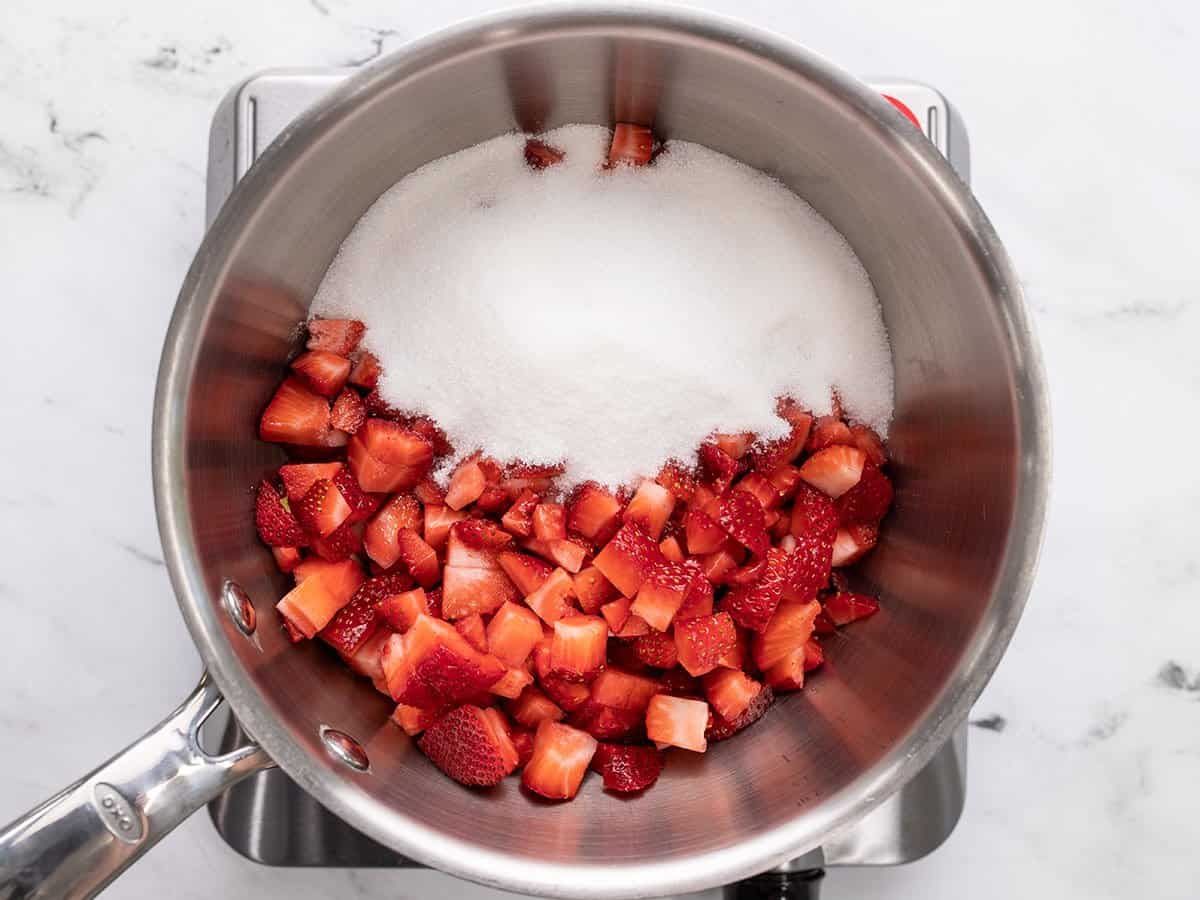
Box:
0, 7, 1049, 899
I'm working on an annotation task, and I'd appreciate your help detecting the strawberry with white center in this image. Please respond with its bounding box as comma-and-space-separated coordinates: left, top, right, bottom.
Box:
347, 419, 434, 493
703, 668, 762, 722
549, 616, 608, 681
259, 378, 345, 447
622, 480, 675, 541
522, 721, 598, 800
594, 522, 666, 598
306, 318, 364, 356
566, 483, 623, 543
645, 695, 709, 753
290, 349, 352, 398
798, 445, 867, 498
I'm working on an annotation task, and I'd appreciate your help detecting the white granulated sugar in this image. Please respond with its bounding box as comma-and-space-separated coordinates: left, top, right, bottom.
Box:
312, 124, 893, 489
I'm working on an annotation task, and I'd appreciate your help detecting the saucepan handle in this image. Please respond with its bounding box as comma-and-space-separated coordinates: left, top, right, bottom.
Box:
726, 867, 825, 899
0, 672, 274, 900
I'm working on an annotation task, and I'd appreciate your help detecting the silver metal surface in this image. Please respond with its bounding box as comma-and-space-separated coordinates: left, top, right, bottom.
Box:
202, 66, 972, 873
222, 579, 257, 636
320, 727, 371, 772
0, 674, 271, 900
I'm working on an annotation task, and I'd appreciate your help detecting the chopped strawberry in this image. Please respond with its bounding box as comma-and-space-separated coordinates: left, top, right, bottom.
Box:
631, 561, 692, 631
634, 630, 679, 669
684, 508, 727, 555
812, 610, 837, 635
791, 483, 839, 544
770, 509, 793, 540
290, 349, 351, 398
615, 614, 650, 638
733, 471, 780, 510
443, 566, 519, 619
523, 567, 575, 624
277, 577, 339, 639
600, 596, 632, 633
347, 420, 433, 492
547, 537, 587, 573
716, 626, 748, 669
698, 546, 741, 584
752, 409, 813, 473
363, 493, 420, 568
345, 627, 392, 686
445, 458, 487, 510
259, 378, 344, 447
509, 727, 535, 767
391, 703, 438, 736
765, 648, 807, 692
656, 668, 701, 698
722, 547, 790, 631
500, 489, 540, 537
279, 462, 344, 501
836, 463, 893, 525
590, 667, 660, 711
271, 546, 303, 572
766, 464, 803, 502
675, 573, 714, 621
294, 557, 366, 604
455, 613, 489, 654
414, 477, 446, 506
507, 685, 565, 729
310, 520, 361, 562
418, 704, 518, 787
530, 503, 565, 543
697, 442, 740, 493
674, 612, 737, 677
849, 424, 887, 464
423, 505, 467, 551
703, 667, 762, 721
446, 519, 512, 565
549, 615, 607, 681
805, 415, 853, 452
707, 684, 774, 741
522, 721, 597, 800
377, 586, 428, 632
524, 138, 565, 169
474, 485, 510, 514
607, 123, 654, 167
589, 743, 663, 793
659, 535, 685, 563
572, 566, 618, 613
803, 638, 825, 671
330, 467, 380, 525
330, 388, 366, 434
294, 478, 352, 538
831, 523, 879, 566
799, 445, 866, 499
713, 432, 755, 459
487, 601, 543, 667
622, 480, 675, 541
348, 351, 380, 389
318, 595, 380, 655
255, 480, 307, 547
656, 460, 697, 503
567, 483, 623, 543
396, 528, 440, 588
306, 318, 365, 356
824, 592, 881, 625
499, 461, 563, 497
753, 600, 821, 670
497, 551, 554, 597
645, 694, 709, 752
726, 554, 769, 587
386, 615, 505, 708
717, 491, 769, 556
594, 523, 666, 598
490, 667, 534, 700
780, 532, 834, 603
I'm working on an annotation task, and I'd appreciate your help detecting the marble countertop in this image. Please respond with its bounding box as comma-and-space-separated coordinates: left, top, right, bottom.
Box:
2, 1, 1196, 898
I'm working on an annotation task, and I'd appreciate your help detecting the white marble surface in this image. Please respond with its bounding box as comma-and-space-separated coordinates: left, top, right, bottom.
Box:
1, 0, 1197, 898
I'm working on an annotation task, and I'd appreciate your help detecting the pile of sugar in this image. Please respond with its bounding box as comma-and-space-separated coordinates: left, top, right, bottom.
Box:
312, 125, 893, 489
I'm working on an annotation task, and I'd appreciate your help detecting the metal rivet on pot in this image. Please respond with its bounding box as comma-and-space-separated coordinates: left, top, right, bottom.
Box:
320, 726, 369, 772
222, 580, 256, 636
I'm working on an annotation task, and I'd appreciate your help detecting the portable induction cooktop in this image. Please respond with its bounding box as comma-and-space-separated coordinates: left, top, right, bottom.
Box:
204, 69, 971, 895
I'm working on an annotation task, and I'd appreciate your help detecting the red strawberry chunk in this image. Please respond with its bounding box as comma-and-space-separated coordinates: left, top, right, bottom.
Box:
500, 489, 540, 537
255, 480, 307, 547
766, 464, 803, 502
392, 703, 438, 736
348, 420, 433, 493
823, 592, 881, 626
363, 493, 421, 568
659, 535, 685, 563
330, 388, 366, 434
294, 478, 352, 538
259, 377, 344, 448
600, 596, 632, 633
780, 532, 834, 604
753, 600, 821, 670
474, 485, 510, 514
803, 638, 825, 671
615, 613, 650, 638
396, 528, 440, 588
812, 610, 837, 635
684, 508, 726, 555
486, 601, 543, 667
310, 521, 361, 562
791, 483, 839, 544
447, 519, 512, 566
442, 565, 519, 619
799, 445, 867, 499
570, 700, 644, 741
699, 546, 741, 584
417, 704, 518, 787
507, 685, 565, 729
572, 566, 617, 613
675, 573, 714, 621
733, 471, 780, 510
497, 551, 554, 597
330, 467, 380, 524
531, 502, 566, 542
590, 743, 663, 793
622, 480, 675, 540
294, 557, 366, 605
377, 587, 428, 632
414, 477, 445, 506
388, 615, 505, 708
703, 667, 762, 721
522, 721, 597, 800
717, 491, 769, 556
277, 577, 339, 639
566, 483, 623, 543
547, 538, 587, 574
423, 505, 465, 551
455, 613, 489, 653
656, 460, 697, 503
674, 612, 737, 677
836, 463, 893, 525
590, 667, 660, 711
348, 351, 379, 388
594, 523, 665, 598
489, 667, 534, 699
550, 615, 607, 681
722, 547, 791, 632
306, 318, 364, 356
290, 349, 351, 398
524, 138, 565, 169
445, 458, 487, 510
805, 415, 853, 452
631, 561, 693, 632
752, 409, 813, 473
634, 630, 679, 669
523, 568, 575, 624
697, 442, 740, 493
607, 123, 654, 167
765, 648, 807, 692
318, 595, 380, 655
831, 523, 879, 566
713, 432, 755, 459
279, 462, 344, 501
645, 694, 709, 752
656, 668, 701, 698
707, 684, 774, 741
271, 546, 303, 572
849, 424, 887, 464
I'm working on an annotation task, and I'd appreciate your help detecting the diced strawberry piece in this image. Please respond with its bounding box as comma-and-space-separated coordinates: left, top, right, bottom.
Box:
547, 538, 587, 573
442, 565, 519, 619
423, 505, 466, 551
271, 546, 303, 572
309, 521, 361, 562
615, 614, 650, 638
507, 685, 564, 729
347, 422, 433, 493
707, 684, 774, 741
765, 648, 807, 692
831, 524, 879, 566
726, 554, 769, 587
377, 587, 428, 632
713, 432, 754, 459
805, 415, 853, 453
849, 424, 887, 465
489, 666, 534, 699
594, 523, 665, 598
717, 491, 769, 556
523, 568, 575, 623
532, 503, 567, 542
590, 667, 660, 711
722, 547, 788, 631
824, 592, 881, 625
607, 123, 654, 167
290, 349, 351, 398
836, 463, 894, 525
414, 477, 445, 506
279, 462, 344, 502
346, 627, 392, 686
509, 727, 535, 767
306, 318, 365, 356
675, 573, 714, 621
753, 600, 821, 670
294, 557, 366, 602
752, 409, 813, 473
318, 595, 381, 655
600, 596, 631, 633
634, 630, 679, 669
766, 464, 803, 502
803, 638, 825, 671
799, 445, 867, 499
418, 704, 518, 787
645, 695, 709, 752
674, 612, 737, 676
330, 468, 380, 525
500, 489, 540, 537
396, 528, 440, 588
446, 519, 512, 566
703, 668, 762, 721
631, 561, 693, 631
716, 626, 748, 669
474, 485, 510, 514
348, 351, 380, 389
522, 721, 597, 800
770, 509, 793, 540
330, 388, 366, 434
259, 378, 345, 447
550, 616, 608, 684
277, 576, 339, 638
524, 138, 565, 169
388, 615, 505, 708
697, 443, 740, 493
294, 479, 352, 538
499, 462, 563, 497
445, 459, 487, 510
391, 703, 438, 736
497, 551, 554, 597
566, 483, 622, 543
572, 566, 617, 613
691, 484, 719, 512
622, 480, 675, 541
455, 613, 489, 653
812, 610, 837, 635
733, 471, 780, 510
487, 601, 543, 667
684, 507, 726, 554
656, 668, 701, 698
363, 493, 421, 568
590, 743, 663, 793
780, 532, 834, 604
699, 546, 741, 584
255, 480, 307, 547
570, 702, 643, 741
791, 483, 839, 544
659, 535, 685, 563
656, 460, 697, 503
